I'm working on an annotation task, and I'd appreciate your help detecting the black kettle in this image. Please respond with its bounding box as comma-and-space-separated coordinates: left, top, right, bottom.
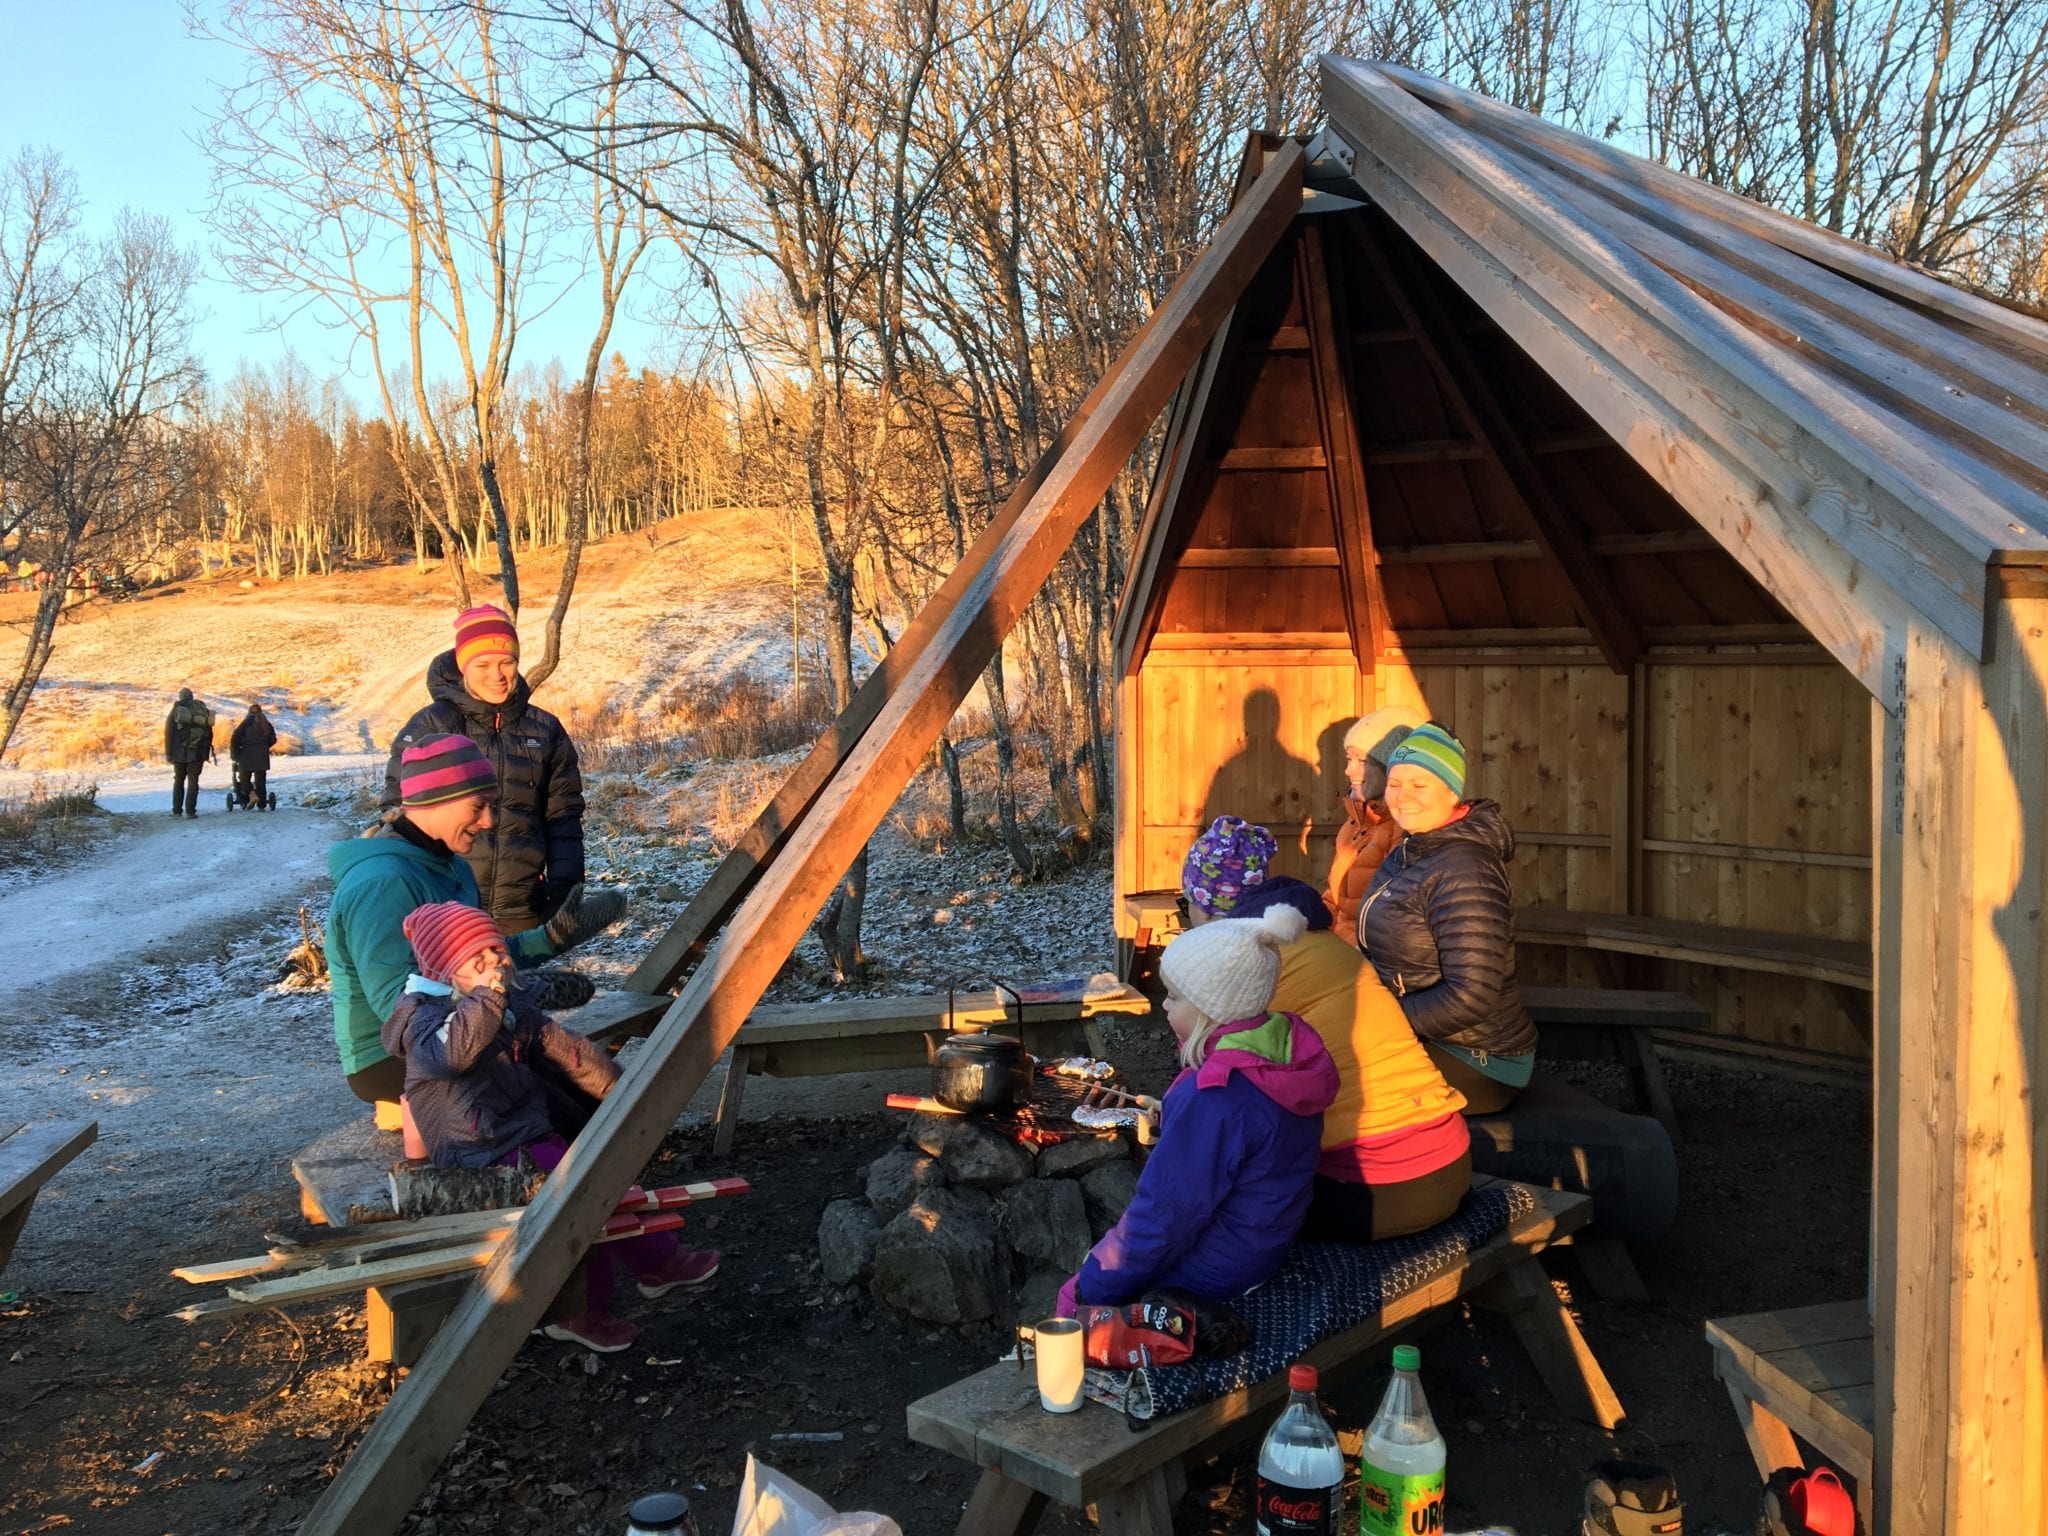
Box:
927, 985, 1033, 1112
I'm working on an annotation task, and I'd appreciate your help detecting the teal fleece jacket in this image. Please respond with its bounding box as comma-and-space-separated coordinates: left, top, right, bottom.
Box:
326, 830, 552, 1076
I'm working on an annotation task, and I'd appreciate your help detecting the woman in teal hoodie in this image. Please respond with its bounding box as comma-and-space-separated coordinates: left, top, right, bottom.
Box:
327, 736, 622, 1106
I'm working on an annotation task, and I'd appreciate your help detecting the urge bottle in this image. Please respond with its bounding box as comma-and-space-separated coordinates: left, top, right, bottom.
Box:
1359, 1344, 1446, 1536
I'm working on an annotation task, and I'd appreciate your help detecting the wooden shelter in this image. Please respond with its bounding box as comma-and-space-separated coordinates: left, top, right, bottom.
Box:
1117, 60, 2048, 1536
298, 63, 2043, 1536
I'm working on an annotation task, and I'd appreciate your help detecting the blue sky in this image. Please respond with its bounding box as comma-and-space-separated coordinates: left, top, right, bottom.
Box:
0, 0, 665, 398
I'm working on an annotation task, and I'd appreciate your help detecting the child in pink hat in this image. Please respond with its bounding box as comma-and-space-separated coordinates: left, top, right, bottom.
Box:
382, 900, 718, 1354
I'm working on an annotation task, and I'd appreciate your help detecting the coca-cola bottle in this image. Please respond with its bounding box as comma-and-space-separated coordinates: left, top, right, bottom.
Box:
1256, 1361, 1344, 1535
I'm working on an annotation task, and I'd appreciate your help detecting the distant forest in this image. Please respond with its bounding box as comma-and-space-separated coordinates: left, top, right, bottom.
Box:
7, 0, 2048, 785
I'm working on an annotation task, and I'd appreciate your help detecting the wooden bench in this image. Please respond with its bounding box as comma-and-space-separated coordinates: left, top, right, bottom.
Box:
1523, 985, 1705, 1136
906, 1182, 1618, 1536
713, 982, 1154, 1154
1705, 1301, 1874, 1531
0, 1120, 97, 1276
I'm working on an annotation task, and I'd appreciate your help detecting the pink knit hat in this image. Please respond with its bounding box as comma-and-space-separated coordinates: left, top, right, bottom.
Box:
402, 902, 506, 983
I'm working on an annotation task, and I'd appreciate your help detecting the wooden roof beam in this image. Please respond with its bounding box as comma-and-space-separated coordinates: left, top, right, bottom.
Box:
296, 141, 1308, 1536
1346, 215, 1640, 673
1298, 221, 1385, 668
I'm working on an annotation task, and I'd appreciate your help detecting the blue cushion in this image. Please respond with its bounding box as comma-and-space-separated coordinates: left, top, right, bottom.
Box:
1085, 1182, 1534, 1420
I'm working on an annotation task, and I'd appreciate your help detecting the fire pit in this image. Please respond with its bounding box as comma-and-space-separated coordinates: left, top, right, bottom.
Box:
817, 1061, 1147, 1326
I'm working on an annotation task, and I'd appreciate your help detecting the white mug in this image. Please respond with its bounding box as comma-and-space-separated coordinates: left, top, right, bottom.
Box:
1030, 1316, 1085, 1413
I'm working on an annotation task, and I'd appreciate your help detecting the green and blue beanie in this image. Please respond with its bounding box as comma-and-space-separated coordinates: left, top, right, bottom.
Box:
1385, 723, 1467, 797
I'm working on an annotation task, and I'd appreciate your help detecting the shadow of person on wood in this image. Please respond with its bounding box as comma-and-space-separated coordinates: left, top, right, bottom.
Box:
1198, 687, 1319, 864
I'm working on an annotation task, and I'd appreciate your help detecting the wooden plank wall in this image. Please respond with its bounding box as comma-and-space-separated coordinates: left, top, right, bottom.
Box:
1120, 643, 1872, 1058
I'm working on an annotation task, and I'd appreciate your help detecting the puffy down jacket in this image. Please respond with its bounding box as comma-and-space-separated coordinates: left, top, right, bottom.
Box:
1356, 799, 1539, 1058
382, 651, 585, 931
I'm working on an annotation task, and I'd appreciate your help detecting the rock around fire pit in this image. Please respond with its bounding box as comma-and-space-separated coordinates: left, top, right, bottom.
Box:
818, 1109, 1141, 1325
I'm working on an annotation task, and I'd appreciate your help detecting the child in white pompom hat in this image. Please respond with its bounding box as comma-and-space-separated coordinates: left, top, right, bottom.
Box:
1057, 903, 1337, 1314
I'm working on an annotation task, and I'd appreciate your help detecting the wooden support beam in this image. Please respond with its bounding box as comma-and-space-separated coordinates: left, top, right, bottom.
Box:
1872, 583, 2048, 1536
1362, 427, 1615, 464
1347, 215, 1639, 674
294, 140, 1308, 1536
1297, 220, 1385, 669
1214, 445, 1325, 470
1178, 546, 1340, 568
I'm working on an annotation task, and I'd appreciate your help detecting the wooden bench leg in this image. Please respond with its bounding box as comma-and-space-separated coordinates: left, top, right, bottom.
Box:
1091, 1466, 1177, 1536
1571, 1236, 1651, 1302
1716, 1360, 1803, 1478
367, 1274, 475, 1367
1479, 1256, 1627, 1430
1615, 1029, 1682, 1142
953, 1469, 1047, 1536
0, 1200, 32, 1275
712, 1045, 756, 1157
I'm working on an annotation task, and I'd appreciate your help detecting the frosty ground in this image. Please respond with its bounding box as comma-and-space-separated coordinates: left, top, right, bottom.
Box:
0, 532, 1870, 1535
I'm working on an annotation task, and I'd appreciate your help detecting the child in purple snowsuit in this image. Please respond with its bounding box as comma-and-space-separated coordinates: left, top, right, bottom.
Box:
381, 900, 718, 1353
1058, 903, 1336, 1313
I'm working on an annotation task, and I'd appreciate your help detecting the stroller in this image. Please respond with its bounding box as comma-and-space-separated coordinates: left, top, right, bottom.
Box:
225, 753, 279, 812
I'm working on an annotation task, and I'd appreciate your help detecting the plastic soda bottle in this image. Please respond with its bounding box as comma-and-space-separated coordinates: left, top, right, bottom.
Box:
1256, 1361, 1345, 1534
1359, 1344, 1446, 1536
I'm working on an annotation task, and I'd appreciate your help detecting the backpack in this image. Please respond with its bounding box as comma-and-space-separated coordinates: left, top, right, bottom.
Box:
173, 700, 213, 753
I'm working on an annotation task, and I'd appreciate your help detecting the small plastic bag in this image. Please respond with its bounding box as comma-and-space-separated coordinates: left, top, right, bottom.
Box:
730, 1455, 835, 1536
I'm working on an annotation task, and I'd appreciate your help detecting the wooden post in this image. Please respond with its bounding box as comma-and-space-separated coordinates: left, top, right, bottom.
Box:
1873, 579, 2048, 1534
292, 142, 1307, 1536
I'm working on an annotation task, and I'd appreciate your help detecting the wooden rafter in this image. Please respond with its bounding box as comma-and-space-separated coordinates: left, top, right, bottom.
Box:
1297, 221, 1384, 669
1346, 214, 1640, 673
294, 140, 1307, 1536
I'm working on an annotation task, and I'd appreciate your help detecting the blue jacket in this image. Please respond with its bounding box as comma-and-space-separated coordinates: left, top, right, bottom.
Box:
326, 828, 552, 1077
380, 976, 618, 1168
1076, 1012, 1337, 1306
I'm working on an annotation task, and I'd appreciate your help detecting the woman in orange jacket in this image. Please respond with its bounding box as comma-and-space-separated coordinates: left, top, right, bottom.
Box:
1324, 706, 1426, 941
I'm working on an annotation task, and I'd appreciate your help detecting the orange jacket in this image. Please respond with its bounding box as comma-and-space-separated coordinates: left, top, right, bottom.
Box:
1269, 929, 1467, 1148
1324, 794, 1403, 942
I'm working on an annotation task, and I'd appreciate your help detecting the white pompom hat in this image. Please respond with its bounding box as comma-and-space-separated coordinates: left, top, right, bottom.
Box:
1343, 705, 1427, 765
1160, 903, 1308, 1025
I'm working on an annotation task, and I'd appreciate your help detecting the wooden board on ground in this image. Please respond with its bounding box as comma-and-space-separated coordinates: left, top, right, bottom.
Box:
0, 1119, 97, 1274
906, 1182, 1605, 1532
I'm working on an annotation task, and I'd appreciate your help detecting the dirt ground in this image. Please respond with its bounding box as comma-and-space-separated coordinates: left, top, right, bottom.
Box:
0, 793, 1868, 1536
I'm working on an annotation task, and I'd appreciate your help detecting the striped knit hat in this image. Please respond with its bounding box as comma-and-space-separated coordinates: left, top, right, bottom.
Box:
403, 901, 506, 984
454, 604, 519, 671
398, 733, 497, 806
1385, 722, 1468, 797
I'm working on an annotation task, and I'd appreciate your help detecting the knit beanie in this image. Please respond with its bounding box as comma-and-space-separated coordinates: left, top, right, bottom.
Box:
1385, 722, 1468, 797
1160, 903, 1308, 1025
398, 733, 497, 806
402, 901, 506, 984
1181, 815, 1277, 916
454, 604, 519, 671
1343, 704, 1426, 765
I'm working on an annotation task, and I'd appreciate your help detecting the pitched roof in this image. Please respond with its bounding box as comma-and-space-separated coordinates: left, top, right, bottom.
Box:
1319, 58, 2048, 685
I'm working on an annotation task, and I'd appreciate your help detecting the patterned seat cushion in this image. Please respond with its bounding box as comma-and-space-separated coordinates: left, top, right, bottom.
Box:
1084, 1181, 1533, 1420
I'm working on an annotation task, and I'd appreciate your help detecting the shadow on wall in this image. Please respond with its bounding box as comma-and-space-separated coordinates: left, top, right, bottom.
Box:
1197, 687, 1320, 860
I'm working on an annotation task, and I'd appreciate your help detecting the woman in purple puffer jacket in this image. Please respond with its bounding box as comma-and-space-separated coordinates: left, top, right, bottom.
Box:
1058, 902, 1337, 1312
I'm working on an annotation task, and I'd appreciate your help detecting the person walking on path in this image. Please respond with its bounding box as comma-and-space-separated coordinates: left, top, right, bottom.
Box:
164, 688, 214, 818
1356, 724, 1539, 1114
382, 604, 588, 935
230, 701, 278, 810
1324, 705, 1426, 939
328, 734, 627, 1110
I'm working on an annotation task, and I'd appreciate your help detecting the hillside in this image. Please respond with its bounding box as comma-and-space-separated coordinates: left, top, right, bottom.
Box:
0, 506, 812, 773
